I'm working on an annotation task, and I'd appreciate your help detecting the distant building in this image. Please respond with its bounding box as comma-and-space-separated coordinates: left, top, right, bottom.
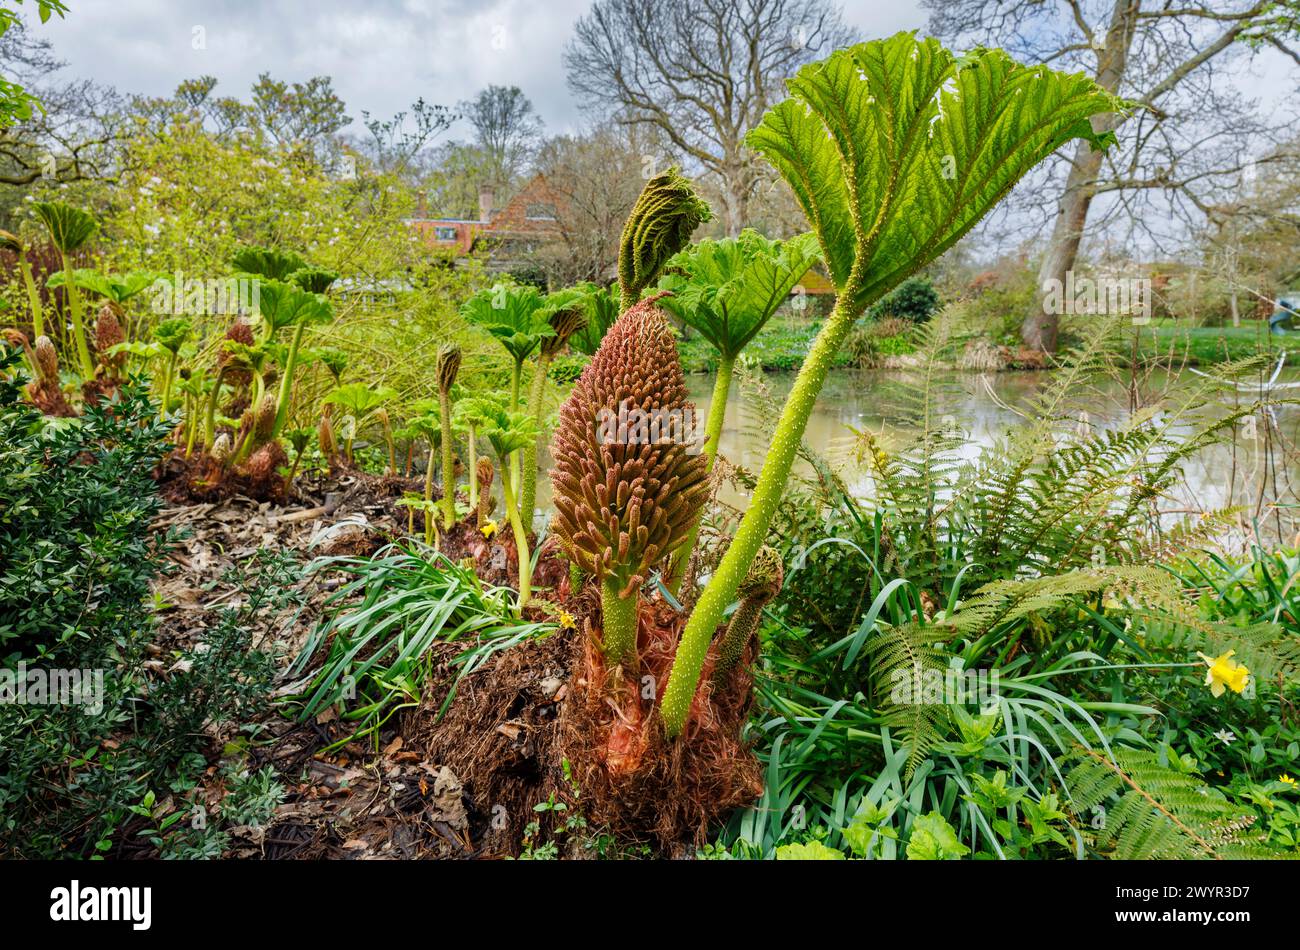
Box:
409, 176, 565, 275
410, 176, 837, 310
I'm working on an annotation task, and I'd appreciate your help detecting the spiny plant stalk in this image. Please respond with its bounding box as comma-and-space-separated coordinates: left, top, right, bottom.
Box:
33, 202, 99, 379
658, 230, 819, 592
713, 546, 783, 680
617, 168, 711, 309
659, 32, 1123, 738
437, 343, 461, 529
520, 291, 588, 532
549, 296, 709, 667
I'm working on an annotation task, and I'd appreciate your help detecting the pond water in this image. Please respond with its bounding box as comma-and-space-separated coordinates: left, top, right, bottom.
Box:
532, 366, 1300, 545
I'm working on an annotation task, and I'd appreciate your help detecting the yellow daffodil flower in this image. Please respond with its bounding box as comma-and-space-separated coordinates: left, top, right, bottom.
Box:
1196, 650, 1250, 698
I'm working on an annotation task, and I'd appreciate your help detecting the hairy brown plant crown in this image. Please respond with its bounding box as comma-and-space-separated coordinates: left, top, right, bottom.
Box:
34, 335, 58, 382
549, 297, 708, 596
95, 305, 125, 370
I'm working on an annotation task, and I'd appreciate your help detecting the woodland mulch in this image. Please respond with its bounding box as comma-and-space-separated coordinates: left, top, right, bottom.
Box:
150, 459, 758, 859
148, 469, 531, 859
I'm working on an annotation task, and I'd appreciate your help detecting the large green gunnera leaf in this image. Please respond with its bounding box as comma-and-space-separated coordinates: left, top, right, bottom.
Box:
657, 229, 820, 359
746, 31, 1123, 314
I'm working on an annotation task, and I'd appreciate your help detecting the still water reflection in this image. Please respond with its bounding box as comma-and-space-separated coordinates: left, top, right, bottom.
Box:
533, 368, 1300, 544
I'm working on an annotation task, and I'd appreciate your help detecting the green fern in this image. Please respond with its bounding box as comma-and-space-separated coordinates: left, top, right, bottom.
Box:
1064, 748, 1277, 860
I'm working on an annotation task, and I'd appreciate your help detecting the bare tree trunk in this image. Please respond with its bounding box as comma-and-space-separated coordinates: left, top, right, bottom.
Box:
722, 167, 748, 237
1022, 0, 1139, 352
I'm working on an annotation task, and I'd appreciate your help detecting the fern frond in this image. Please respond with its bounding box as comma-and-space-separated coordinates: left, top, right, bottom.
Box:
1064, 748, 1277, 860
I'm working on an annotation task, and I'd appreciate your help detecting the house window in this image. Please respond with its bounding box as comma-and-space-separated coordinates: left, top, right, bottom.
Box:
525, 203, 557, 221
433, 226, 458, 241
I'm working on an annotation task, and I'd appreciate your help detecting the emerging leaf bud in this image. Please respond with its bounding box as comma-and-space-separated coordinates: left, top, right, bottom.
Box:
34, 335, 58, 382
95, 304, 125, 371
618, 167, 711, 304
476, 457, 495, 528
437, 342, 461, 395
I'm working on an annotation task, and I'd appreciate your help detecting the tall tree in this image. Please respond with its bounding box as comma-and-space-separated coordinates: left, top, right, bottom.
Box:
927, 0, 1300, 352
564, 0, 855, 236
532, 123, 661, 284
249, 73, 351, 151
0, 0, 66, 127
0, 8, 119, 193
457, 84, 543, 191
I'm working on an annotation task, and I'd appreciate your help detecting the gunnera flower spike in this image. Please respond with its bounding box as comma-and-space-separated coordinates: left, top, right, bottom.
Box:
713, 545, 783, 681
549, 295, 710, 668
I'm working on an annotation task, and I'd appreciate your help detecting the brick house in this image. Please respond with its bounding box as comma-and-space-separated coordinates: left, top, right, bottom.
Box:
410, 175, 565, 273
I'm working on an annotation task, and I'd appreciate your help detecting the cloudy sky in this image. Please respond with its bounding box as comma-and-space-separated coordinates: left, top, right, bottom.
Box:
26, 0, 927, 137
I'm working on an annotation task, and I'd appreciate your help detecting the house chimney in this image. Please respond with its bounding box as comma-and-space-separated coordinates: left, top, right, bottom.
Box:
478, 185, 495, 224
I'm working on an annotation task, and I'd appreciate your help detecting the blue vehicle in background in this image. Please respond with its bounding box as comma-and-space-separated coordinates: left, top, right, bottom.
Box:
1269, 293, 1300, 333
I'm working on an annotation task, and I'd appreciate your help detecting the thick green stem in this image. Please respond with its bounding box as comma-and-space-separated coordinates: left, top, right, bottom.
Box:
160, 350, 178, 415
61, 252, 93, 379
509, 359, 523, 492
660, 293, 860, 737
18, 256, 43, 340
665, 353, 734, 593
424, 437, 436, 545
270, 321, 306, 439
438, 389, 456, 529
600, 577, 639, 668
184, 393, 199, 457
501, 468, 531, 609
519, 352, 551, 532
467, 426, 478, 513
203, 365, 228, 451
231, 371, 266, 467
284, 447, 304, 494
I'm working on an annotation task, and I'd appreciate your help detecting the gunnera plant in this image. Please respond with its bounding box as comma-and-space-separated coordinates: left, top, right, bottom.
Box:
436, 343, 461, 529
658, 31, 1123, 738
549, 295, 710, 669
519, 288, 590, 532
618, 168, 712, 307
713, 545, 783, 681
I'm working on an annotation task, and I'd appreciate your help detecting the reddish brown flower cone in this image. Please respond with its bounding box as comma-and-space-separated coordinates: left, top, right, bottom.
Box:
549, 295, 709, 599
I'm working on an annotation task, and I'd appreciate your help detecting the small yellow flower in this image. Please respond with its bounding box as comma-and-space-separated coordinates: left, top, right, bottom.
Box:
1281, 774, 1297, 787
1196, 650, 1250, 698
558, 610, 576, 631
480, 520, 498, 540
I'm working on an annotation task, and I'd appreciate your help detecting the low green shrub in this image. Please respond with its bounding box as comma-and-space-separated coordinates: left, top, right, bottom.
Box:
0, 347, 282, 856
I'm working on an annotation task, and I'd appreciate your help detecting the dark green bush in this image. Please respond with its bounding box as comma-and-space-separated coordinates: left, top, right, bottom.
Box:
868, 275, 940, 323
0, 346, 282, 857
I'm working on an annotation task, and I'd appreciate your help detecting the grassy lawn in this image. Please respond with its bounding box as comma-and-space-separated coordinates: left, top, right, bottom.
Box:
1138, 320, 1283, 364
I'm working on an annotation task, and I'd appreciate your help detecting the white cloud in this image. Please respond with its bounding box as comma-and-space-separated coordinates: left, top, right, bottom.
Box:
26, 0, 926, 137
